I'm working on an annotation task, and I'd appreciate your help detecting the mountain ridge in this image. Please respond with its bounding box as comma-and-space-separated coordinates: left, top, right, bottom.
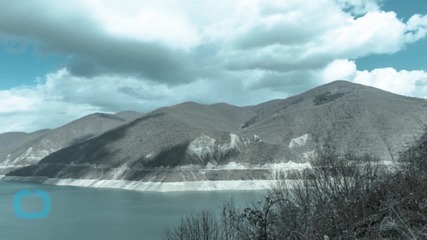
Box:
0, 110, 143, 174
3, 80, 427, 191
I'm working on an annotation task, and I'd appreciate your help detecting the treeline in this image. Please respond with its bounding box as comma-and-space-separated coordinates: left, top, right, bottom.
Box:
163, 133, 427, 240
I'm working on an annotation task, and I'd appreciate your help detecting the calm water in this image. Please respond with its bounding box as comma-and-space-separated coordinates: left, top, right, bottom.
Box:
0, 181, 264, 240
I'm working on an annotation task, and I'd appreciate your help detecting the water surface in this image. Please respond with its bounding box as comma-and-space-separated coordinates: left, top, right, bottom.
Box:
0, 181, 265, 240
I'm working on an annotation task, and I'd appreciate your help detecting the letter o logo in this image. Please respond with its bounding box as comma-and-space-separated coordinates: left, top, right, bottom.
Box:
13, 189, 51, 219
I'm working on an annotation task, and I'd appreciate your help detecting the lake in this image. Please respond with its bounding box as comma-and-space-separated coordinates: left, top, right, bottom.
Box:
0, 181, 265, 240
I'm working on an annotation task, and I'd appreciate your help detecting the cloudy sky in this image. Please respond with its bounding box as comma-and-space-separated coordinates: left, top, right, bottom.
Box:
0, 0, 427, 133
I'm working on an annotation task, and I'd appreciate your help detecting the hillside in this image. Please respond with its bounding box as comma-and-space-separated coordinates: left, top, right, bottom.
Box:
5, 81, 427, 190
0, 111, 143, 174
242, 81, 427, 159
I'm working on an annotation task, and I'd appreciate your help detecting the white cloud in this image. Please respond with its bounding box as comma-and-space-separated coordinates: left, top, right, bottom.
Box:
322, 59, 357, 83
321, 59, 427, 97
0, 89, 99, 133
353, 67, 427, 97
1, 0, 427, 132
322, 11, 407, 56
1, 0, 426, 77
0, 68, 288, 133
0, 89, 40, 114
84, 0, 202, 50
1, 62, 427, 133
404, 14, 427, 42
216, 2, 427, 76
335, 0, 381, 15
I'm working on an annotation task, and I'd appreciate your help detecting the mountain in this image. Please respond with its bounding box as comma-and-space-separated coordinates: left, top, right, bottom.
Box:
0, 111, 143, 174
4, 81, 427, 191
0, 129, 51, 164
242, 80, 427, 159
0, 130, 49, 153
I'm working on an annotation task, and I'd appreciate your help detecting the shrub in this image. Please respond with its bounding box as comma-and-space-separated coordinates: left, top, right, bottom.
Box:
164, 131, 427, 239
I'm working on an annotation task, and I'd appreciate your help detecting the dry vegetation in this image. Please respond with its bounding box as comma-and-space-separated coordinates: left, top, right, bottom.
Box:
164, 132, 427, 240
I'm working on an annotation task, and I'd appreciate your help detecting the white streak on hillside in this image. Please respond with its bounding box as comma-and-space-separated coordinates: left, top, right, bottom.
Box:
289, 134, 311, 148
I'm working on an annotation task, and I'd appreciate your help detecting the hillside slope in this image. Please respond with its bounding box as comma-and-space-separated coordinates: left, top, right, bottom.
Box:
6, 81, 427, 190
242, 81, 427, 159
0, 111, 142, 174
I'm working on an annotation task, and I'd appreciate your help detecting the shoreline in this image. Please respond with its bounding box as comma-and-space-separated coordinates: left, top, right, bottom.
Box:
0, 160, 395, 192
0, 176, 283, 192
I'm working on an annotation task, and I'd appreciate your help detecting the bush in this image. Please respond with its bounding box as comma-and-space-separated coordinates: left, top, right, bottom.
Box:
399, 131, 427, 174
164, 133, 427, 240
164, 211, 220, 240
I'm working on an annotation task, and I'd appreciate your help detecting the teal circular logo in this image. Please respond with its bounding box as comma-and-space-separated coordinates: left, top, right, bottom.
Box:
13, 189, 51, 219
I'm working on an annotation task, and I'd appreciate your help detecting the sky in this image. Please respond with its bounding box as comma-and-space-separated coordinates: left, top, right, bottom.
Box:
0, 0, 427, 133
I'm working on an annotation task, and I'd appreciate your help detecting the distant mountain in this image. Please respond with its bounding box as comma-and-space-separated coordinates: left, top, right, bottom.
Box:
0, 129, 50, 157
0, 111, 143, 174
4, 81, 427, 191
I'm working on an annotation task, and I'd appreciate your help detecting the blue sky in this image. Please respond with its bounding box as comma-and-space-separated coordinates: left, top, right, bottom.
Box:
0, 0, 427, 133
0, 45, 68, 89
357, 0, 427, 71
